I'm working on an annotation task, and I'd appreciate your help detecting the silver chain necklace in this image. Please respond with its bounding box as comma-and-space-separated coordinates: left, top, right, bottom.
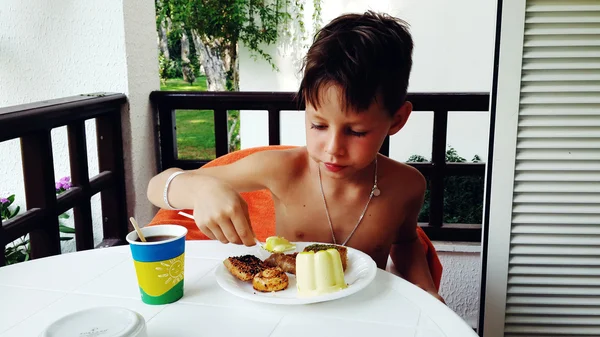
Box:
317, 158, 380, 246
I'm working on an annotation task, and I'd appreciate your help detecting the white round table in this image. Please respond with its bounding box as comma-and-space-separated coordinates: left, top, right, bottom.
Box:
0, 241, 477, 337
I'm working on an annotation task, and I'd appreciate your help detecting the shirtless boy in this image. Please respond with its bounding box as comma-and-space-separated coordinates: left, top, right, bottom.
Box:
147, 11, 443, 302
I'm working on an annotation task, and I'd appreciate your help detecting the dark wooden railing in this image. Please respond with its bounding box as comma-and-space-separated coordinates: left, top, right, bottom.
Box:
0, 93, 129, 266
150, 91, 490, 242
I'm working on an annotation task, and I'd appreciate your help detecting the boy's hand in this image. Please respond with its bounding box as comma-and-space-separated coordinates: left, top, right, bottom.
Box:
192, 178, 256, 246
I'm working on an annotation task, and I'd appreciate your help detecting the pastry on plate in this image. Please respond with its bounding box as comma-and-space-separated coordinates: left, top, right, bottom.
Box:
263, 252, 298, 274
223, 254, 266, 281
252, 267, 289, 292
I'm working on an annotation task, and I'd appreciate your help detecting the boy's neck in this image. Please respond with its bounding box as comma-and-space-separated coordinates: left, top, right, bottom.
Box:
310, 158, 377, 196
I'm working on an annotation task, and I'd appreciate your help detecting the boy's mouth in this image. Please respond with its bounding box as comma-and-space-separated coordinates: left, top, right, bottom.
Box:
324, 163, 346, 172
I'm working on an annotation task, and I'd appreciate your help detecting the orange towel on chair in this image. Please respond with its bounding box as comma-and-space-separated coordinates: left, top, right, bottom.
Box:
147, 145, 443, 290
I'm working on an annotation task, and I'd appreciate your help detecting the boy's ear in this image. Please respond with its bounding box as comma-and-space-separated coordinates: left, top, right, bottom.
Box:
388, 101, 413, 135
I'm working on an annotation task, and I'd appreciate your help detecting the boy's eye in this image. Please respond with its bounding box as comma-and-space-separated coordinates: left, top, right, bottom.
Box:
310, 123, 367, 137
348, 129, 367, 137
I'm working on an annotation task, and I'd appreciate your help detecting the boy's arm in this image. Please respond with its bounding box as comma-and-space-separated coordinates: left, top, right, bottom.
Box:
146, 150, 286, 246
147, 150, 282, 210
390, 174, 445, 303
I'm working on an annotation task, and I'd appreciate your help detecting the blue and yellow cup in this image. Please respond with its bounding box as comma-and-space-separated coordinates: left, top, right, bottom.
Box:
126, 225, 188, 305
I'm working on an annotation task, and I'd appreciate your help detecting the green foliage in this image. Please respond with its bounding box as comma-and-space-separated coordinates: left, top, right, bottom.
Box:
1, 195, 29, 265
226, 69, 236, 92
182, 63, 196, 85
407, 154, 428, 163
407, 147, 485, 225
4, 237, 30, 265
311, 0, 322, 34
1, 195, 19, 220
161, 27, 204, 83
228, 110, 241, 152
159, 55, 178, 84
166, 31, 184, 78
157, 0, 323, 80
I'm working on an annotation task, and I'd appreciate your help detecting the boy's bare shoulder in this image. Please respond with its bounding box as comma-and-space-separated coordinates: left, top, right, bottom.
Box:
236, 146, 302, 160
379, 155, 426, 200
248, 146, 306, 162
243, 147, 308, 175
195, 147, 308, 193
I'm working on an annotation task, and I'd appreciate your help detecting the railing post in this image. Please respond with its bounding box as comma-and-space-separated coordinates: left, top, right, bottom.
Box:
21, 130, 61, 258
96, 109, 128, 243
157, 102, 177, 171
68, 121, 94, 251
429, 110, 448, 227
214, 109, 229, 157
379, 135, 390, 156
268, 109, 281, 145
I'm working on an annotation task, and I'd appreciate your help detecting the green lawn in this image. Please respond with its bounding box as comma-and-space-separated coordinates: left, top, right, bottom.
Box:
161, 77, 216, 160
161, 77, 208, 91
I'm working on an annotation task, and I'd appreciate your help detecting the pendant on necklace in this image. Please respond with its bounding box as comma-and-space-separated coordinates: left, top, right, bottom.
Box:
372, 187, 381, 197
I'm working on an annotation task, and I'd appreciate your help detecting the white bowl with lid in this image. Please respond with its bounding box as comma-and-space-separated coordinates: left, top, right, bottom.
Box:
39, 306, 147, 337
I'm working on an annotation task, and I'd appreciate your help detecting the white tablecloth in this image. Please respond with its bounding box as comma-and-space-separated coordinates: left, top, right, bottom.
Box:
0, 241, 477, 337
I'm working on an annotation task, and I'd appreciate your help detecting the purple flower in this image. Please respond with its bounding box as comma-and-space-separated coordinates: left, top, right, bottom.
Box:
0, 197, 8, 204
55, 176, 72, 192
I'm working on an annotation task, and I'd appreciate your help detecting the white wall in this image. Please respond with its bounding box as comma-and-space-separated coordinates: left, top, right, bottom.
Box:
435, 244, 481, 328
0, 0, 160, 251
238, 0, 497, 327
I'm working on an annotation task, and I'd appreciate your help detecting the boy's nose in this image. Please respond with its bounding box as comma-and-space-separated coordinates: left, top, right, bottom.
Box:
325, 133, 345, 156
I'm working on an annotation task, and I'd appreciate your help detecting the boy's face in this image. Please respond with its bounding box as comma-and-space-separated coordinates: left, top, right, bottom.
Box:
305, 84, 410, 178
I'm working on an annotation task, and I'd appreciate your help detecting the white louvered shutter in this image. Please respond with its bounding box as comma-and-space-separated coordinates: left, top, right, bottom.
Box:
483, 1, 600, 337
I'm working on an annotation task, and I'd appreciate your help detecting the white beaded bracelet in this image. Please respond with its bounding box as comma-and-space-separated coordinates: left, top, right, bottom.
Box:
163, 171, 186, 210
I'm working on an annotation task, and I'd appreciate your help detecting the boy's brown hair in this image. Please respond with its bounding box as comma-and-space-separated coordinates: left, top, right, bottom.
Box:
298, 11, 413, 116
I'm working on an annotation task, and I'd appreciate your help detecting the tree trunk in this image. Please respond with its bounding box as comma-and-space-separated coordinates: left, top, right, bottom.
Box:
158, 17, 170, 60
191, 29, 226, 91
224, 41, 239, 91
181, 30, 195, 84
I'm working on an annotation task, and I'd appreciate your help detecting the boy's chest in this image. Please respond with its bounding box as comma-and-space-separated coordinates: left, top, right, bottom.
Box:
271, 182, 406, 265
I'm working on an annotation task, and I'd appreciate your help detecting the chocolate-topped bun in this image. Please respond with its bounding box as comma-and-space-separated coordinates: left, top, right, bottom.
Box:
223, 255, 266, 281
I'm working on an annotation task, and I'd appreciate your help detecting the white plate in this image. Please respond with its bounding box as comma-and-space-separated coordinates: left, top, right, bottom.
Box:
214, 242, 377, 305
